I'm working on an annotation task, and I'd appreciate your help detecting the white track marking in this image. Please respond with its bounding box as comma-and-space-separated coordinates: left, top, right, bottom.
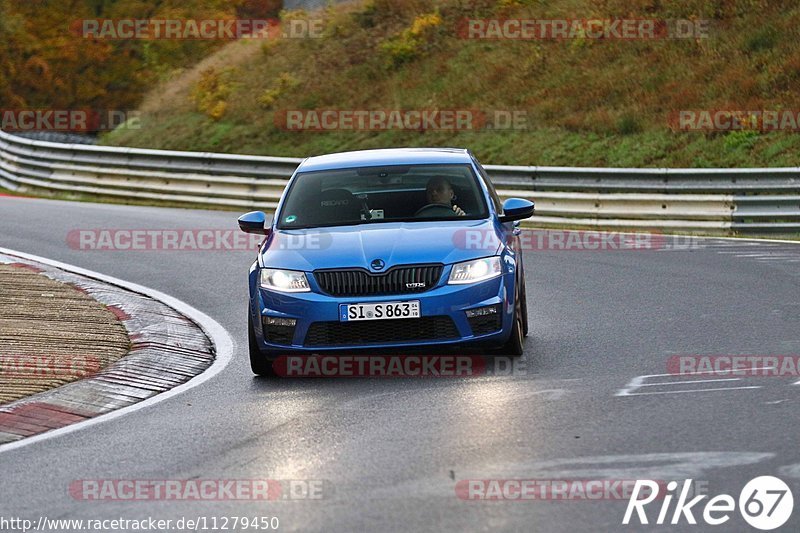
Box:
778, 463, 800, 479
620, 386, 761, 396
0, 247, 234, 454
644, 378, 740, 386
616, 368, 776, 397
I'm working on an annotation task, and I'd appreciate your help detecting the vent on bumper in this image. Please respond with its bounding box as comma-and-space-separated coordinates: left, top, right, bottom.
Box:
468, 313, 502, 336
304, 316, 458, 347
262, 318, 296, 346
314, 265, 443, 297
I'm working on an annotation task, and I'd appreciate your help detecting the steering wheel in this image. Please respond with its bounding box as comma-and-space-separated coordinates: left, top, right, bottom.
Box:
414, 203, 458, 217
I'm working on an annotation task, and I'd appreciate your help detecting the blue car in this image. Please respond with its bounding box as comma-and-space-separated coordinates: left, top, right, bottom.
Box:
238, 148, 534, 375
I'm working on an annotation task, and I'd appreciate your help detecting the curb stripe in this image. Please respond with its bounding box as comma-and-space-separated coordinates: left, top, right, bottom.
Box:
0, 247, 234, 454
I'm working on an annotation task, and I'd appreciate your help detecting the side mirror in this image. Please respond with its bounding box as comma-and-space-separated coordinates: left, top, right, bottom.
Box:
499, 198, 535, 223
238, 211, 270, 234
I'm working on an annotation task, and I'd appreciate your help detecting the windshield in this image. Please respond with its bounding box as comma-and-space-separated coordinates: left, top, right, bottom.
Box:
276, 163, 489, 229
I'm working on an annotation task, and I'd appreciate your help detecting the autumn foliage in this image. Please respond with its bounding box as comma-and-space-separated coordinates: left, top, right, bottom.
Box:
0, 0, 281, 113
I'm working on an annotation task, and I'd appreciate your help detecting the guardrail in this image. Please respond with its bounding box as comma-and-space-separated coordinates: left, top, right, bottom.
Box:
1, 129, 798, 234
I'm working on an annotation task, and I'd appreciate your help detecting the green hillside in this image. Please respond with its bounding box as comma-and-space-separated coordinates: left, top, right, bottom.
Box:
101, 0, 800, 167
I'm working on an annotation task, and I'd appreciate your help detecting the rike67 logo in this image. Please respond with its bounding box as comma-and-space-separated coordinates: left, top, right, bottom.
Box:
623, 476, 793, 530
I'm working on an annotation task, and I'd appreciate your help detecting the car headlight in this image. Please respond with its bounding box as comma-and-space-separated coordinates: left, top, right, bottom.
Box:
260, 268, 310, 292
448, 256, 502, 284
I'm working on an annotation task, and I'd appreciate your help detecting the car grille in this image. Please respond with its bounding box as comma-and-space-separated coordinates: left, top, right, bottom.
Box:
304, 316, 458, 347
314, 265, 443, 297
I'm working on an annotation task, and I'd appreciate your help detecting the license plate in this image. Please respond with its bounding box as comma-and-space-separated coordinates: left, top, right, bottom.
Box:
340, 301, 420, 321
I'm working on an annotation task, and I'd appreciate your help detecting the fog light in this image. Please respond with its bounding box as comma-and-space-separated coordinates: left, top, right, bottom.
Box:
265, 317, 297, 327
465, 305, 499, 318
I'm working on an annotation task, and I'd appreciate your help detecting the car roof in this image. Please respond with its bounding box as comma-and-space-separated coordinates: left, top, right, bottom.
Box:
297, 148, 473, 173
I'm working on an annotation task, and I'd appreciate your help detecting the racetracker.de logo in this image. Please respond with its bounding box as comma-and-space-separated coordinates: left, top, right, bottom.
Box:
0, 109, 139, 133
73, 19, 323, 40
69, 479, 279, 501
67, 479, 326, 501
67, 229, 267, 252
273, 355, 525, 378
456, 479, 666, 501
274, 109, 528, 131
669, 110, 800, 132
452, 229, 673, 251
668, 355, 800, 377
0, 354, 102, 379
458, 19, 710, 40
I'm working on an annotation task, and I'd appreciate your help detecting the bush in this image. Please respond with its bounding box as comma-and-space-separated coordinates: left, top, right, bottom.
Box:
379, 12, 442, 68
617, 114, 642, 135
191, 68, 235, 120
724, 129, 759, 151
257, 73, 301, 110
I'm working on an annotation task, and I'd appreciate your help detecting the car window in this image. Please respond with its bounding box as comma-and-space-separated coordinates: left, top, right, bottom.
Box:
474, 161, 504, 213
277, 164, 489, 229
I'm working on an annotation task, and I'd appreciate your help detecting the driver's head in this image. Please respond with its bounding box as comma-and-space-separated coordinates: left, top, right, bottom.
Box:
426, 176, 454, 205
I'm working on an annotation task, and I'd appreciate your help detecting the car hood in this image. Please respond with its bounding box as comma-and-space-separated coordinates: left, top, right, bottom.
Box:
261, 220, 502, 271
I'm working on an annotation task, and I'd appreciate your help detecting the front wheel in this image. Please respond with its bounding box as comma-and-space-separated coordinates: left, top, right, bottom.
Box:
496, 284, 524, 357
520, 276, 529, 338
249, 311, 276, 376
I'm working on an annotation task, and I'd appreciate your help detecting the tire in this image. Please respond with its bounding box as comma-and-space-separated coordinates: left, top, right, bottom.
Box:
249, 311, 276, 376
520, 276, 529, 338
497, 283, 524, 357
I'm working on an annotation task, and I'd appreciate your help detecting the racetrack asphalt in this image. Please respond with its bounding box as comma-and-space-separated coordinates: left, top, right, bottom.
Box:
1, 195, 799, 532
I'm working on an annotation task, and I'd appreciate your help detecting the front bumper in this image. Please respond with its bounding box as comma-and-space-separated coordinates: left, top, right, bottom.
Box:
249, 268, 516, 355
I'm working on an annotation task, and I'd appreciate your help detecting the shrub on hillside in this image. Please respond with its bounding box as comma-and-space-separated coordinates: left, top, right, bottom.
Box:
379, 12, 443, 68
191, 68, 236, 120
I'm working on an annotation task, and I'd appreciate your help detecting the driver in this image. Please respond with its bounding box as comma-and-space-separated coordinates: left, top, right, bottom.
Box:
425, 177, 466, 216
